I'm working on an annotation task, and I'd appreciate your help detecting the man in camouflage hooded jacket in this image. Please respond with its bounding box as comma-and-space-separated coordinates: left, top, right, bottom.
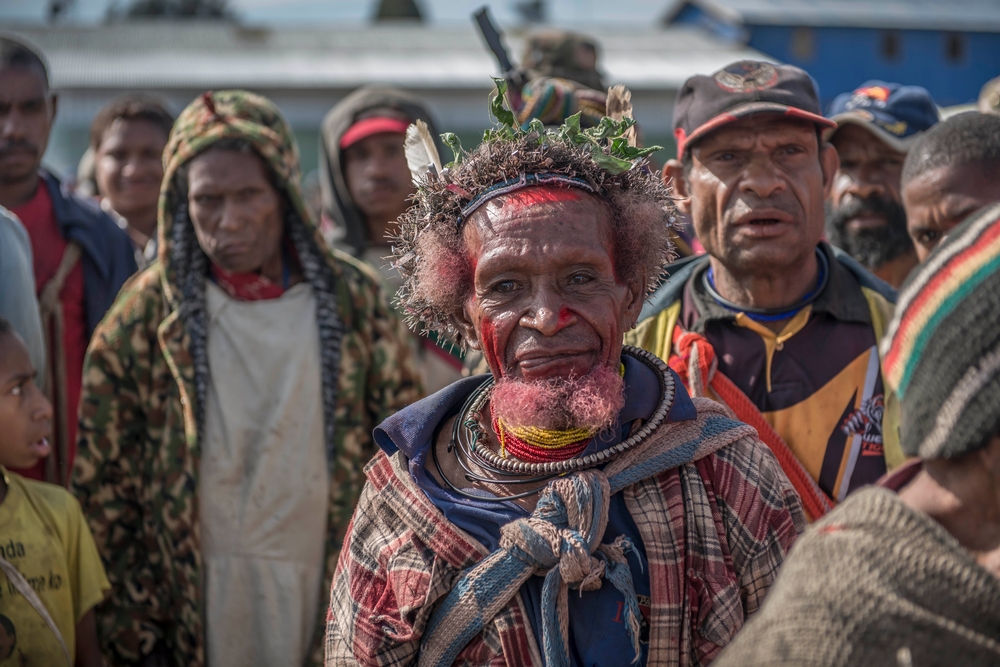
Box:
72, 90, 421, 666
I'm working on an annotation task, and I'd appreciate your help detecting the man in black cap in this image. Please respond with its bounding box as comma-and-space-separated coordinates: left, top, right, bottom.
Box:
627, 61, 903, 523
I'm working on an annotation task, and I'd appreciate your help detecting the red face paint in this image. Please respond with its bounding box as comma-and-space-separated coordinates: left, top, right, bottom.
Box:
479, 316, 504, 379
496, 185, 587, 214
556, 307, 574, 329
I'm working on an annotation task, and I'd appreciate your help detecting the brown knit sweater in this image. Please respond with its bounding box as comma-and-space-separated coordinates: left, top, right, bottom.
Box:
713, 486, 1000, 667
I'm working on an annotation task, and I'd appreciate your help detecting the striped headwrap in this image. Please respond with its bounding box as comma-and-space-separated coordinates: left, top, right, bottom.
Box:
517, 76, 607, 128
881, 202, 1000, 459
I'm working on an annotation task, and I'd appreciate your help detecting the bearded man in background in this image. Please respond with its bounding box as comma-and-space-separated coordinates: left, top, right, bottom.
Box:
824, 82, 939, 287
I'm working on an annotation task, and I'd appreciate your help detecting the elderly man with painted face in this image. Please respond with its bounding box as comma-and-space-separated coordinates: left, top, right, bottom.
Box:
326, 86, 804, 667
628, 62, 903, 524
824, 82, 939, 288
72, 91, 421, 667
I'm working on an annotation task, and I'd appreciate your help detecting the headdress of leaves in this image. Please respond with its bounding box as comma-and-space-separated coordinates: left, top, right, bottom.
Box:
408, 78, 661, 184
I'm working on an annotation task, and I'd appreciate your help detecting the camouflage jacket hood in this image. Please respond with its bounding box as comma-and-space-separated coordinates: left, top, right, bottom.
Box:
74, 90, 421, 667
318, 86, 440, 257
158, 90, 319, 302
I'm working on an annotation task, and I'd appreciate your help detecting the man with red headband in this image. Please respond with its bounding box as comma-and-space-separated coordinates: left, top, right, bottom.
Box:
320, 87, 461, 393
325, 82, 804, 667
628, 61, 903, 522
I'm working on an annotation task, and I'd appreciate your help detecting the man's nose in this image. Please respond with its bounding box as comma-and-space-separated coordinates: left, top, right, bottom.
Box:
520, 294, 576, 336
740, 155, 785, 199
843, 168, 886, 200
0, 110, 26, 141
121, 157, 141, 178
218, 201, 243, 231
364, 156, 391, 179
31, 385, 53, 423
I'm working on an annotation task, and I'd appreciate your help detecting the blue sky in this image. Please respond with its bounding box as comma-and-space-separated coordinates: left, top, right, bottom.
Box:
0, 0, 670, 26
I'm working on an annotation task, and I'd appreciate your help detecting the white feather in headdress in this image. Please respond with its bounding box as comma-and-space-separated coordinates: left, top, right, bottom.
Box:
606, 84, 637, 148
404, 119, 444, 186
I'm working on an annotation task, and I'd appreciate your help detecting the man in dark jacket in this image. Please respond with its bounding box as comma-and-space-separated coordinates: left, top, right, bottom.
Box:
0, 35, 136, 484
628, 61, 903, 523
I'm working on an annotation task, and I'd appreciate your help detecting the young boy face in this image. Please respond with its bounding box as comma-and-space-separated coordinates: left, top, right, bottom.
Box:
0, 330, 52, 469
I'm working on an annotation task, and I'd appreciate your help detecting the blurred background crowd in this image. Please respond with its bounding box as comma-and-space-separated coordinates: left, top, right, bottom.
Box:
4, 0, 1000, 185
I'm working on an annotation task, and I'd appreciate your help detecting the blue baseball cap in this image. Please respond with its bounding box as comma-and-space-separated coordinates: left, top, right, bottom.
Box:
826, 81, 939, 152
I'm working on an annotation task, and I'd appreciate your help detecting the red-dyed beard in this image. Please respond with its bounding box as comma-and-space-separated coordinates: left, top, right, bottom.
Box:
490, 362, 625, 433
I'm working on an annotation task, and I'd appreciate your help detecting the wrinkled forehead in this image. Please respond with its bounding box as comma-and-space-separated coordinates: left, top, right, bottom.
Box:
463, 186, 615, 262
467, 185, 609, 231
694, 114, 819, 153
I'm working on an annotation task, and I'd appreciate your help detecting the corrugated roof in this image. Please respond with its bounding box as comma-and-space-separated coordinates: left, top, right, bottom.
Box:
5, 22, 766, 91
665, 0, 1000, 32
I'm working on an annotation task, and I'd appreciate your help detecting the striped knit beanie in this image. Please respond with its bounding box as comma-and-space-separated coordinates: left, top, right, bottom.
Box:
882, 202, 1000, 459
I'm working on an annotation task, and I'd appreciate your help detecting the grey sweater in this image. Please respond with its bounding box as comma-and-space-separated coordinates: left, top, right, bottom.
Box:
713, 486, 1000, 667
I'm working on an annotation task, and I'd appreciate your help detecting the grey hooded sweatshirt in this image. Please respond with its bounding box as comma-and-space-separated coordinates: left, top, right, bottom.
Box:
319, 86, 442, 258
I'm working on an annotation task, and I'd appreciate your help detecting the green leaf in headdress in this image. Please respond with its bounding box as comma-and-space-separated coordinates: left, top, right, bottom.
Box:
455, 76, 665, 177
489, 77, 517, 131
441, 132, 464, 166
590, 152, 635, 175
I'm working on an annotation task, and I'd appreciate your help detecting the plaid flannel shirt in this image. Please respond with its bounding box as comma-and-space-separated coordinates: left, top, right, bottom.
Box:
326, 401, 805, 667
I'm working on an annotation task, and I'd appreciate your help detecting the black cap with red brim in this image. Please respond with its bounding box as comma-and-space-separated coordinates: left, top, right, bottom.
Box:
673, 61, 836, 158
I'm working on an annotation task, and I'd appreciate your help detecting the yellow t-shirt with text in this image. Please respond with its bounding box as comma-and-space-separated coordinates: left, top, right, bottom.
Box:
0, 468, 109, 665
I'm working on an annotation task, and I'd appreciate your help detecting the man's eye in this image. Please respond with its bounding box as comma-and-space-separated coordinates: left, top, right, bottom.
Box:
11, 385, 22, 397
569, 273, 592, 285
918, 230, 940, 245
194, 195, 219, 206
493, 280, 517, 293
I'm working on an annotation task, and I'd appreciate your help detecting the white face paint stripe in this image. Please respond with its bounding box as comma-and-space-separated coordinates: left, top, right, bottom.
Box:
837, 345, 881, 502
918, 343, 1000, 459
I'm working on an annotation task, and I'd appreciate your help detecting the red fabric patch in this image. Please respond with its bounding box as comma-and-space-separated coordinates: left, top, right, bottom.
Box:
211, 265, 287, 301
11, 180, 87, 482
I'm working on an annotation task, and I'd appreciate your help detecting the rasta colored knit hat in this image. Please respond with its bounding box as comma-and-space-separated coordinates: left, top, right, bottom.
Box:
881, 202, 1000, 459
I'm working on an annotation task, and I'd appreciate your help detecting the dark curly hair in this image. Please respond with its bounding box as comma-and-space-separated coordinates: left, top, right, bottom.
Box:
392, 133, 678, 347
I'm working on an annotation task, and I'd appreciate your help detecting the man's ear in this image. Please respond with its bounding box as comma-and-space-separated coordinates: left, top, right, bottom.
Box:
663, 160, 692, 216
623, 276, 647, 330
453, 305, 480, 351
819, 142, 840, 199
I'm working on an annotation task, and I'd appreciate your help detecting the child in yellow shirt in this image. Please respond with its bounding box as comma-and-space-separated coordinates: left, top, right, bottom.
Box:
0, 317, 109, 666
